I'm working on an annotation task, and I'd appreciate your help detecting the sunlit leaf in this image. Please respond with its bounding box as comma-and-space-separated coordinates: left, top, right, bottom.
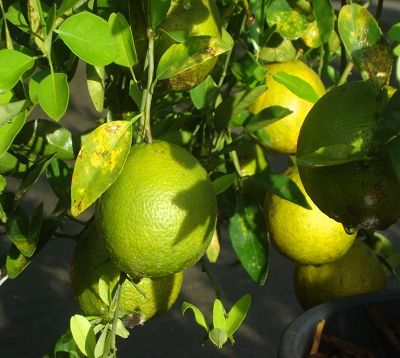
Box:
98, 275, 111, 306
228, 194, 269, 285
213, 299, 226, 331
0, 111, 26, 157
244, 106, 292, 133
0, 100, 30, 128
29, 69, 51, 105
86, 64, 105, 112
70, 315, 96, 358
212, 173, 236, 195
182, 302, 210, 333
150, 0, 171, 28
71, 121, 132, 216
226, 294, 251, 337
38, 73, 70, 121
209, 328, 228, 349
57, 12, 118, 66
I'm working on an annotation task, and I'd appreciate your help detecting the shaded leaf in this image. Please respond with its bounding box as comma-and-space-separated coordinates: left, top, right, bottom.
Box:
338, 4, 392, 89
14, 119, 76, 160
272, 72, 320, 103
228, 194, 269, 285
212, 173, 236, 196
94, 322, 109, 358
70, 315, 96, 358
0, 49, 34, 93
57, 12, 118, 66
98, 275, 111, 306
226, 294, 251, 337
46, 159, 73, 204
157, 28, 189, 43
157, 28, 233, 80
209, 328, 228, 349
5, 204, 43, 257
296, 144, 366, 167
57, 0, 89, 17
244, 105, 292, 133
373, 89, 400, 147
190, 75, 217, 111
150, 0, 171, 28
0, 111, 26, 157
71, 121, 132, 216
214, 86, 267, 133
38, 73, 70, 121
13, 153, 56, 210
109, 12, 137, 67
182, 302, 210, 333
250, 172, 311, 209
29, 69, 51, 105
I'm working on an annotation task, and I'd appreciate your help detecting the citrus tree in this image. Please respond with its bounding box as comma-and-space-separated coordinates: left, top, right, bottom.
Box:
1, 0, 400, 356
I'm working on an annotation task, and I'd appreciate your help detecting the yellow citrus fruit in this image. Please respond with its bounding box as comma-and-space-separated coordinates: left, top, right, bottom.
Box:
95, 140, 218, 279
297, 81, 400, 230
294, 238, 387, 310
130, 0, 222, 93
248, 60, 326, 154
264, 165, 356, 265
70, 223, 183, 325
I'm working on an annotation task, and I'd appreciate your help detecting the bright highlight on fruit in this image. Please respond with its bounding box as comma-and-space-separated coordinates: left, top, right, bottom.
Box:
95, 140, 218, 279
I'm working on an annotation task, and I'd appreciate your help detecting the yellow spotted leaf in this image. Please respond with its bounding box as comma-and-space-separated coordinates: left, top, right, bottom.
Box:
71, 121, 132, 217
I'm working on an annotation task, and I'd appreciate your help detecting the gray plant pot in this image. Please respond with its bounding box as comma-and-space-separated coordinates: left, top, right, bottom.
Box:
277, 289, 400, 358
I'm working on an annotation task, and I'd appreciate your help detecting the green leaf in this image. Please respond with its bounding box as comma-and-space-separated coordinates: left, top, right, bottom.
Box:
250, 172, 311, 209
182, 302, 210, 333
0, 151, 32, 178
259, 34, 296, 63
214, 86, 267, 133
373, 89, 400, 147
94, 323, 109, 358
29, 69, 51, 105
388, 23, 400, 42
0, 111, 26, 157
212, 173, 236, 196
226, 294, 251, 337
71, 121, 132, 216
70, 315, 96, 358
0, 100, 30, 128
157, 28, 189, 43
57, 0, 89, 18
98, 275, 111, 306
228, 194, 269, 285
46, 159, 73, 204
296, 144, 366, 167
108, 12, 137, 67
209, 328, 228, 349
0, 49, 35, 93
156, 28, 234, 80
266, 0, 309, 40
86, 64, 105, 112
57, 12, 118, 66
14, 119, 76, 160
190, 75, 217, 111
38, 73, 70, 121
272, 72, 320, 103
51, 329, 80, 357
0, 176, 5, 193
311, 0, 335, 44
213, 299, 226, 331
13, 153, 56, 210
5, 3, 30, 33
390, 138, 400, 186
150, 0, 171, 28
115, 319, 130, 338
338, 4, 392, 89
5, 204, 43, 257
244, 106, 292, 133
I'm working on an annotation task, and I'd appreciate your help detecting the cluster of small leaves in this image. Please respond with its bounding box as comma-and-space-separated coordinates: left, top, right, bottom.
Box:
182, 294, 251, 349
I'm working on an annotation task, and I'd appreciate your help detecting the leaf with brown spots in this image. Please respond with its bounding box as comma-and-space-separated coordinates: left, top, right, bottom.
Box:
71, 121, 132, 217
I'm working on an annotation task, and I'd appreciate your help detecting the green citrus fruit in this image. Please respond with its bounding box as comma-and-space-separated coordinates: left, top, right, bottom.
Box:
264, 165, 356, 265
95, 140, 218, 279
70, 223, 183, 325
130, 0, 222, 93
294, 238, 386, 310
248, 60, 326, 154
297, 81, 400, 230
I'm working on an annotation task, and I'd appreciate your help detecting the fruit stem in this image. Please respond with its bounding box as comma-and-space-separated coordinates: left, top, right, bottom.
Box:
200, 257, 222, 301
136, 0, 154, 144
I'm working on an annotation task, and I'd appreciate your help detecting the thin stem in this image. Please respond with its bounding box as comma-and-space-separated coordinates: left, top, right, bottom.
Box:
200, 257, 222, 301
375, 0, 384, 25
337, 61, 354, 86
